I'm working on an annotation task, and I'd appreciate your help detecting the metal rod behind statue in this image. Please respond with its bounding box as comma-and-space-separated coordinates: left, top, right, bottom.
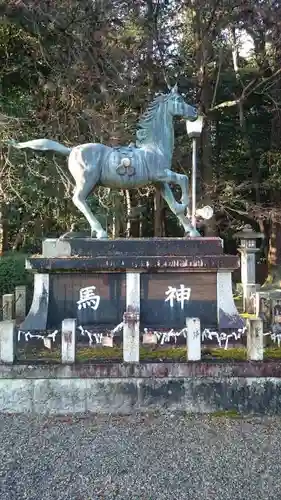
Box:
191, 137, 197, 229
186, 116, 214, 232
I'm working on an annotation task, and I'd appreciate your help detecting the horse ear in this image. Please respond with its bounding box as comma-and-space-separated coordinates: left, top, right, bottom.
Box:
171, 83, 178, 94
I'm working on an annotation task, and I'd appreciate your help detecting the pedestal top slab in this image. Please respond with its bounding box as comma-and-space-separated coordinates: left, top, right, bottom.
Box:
27, 254, 239, 272
42, 237, 224, 259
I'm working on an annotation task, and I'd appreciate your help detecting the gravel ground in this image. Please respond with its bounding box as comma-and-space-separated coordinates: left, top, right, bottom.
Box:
0, 412, 280, 500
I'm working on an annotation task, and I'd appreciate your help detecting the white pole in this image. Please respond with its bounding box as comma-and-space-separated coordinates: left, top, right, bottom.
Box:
191, 137, 197, 229
123, 272, 140, 363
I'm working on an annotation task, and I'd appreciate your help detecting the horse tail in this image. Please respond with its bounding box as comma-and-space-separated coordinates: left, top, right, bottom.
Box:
7, 138, 71, 156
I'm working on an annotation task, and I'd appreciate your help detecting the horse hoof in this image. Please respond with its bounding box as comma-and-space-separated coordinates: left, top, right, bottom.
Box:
95, 230, 108, 239
184, 228, 200, 237
175, 203, 187, 215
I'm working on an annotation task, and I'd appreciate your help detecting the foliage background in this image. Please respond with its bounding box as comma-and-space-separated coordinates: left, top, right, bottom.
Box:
1, 0, 281, 288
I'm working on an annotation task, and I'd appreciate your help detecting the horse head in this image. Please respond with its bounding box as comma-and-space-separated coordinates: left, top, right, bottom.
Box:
167, 84, 198, 122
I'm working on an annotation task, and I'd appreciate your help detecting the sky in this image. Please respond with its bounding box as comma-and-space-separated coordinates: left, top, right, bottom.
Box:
236, 29, 255, 59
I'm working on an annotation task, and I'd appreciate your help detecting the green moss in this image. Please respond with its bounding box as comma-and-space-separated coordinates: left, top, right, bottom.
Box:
211, 410, 241, 418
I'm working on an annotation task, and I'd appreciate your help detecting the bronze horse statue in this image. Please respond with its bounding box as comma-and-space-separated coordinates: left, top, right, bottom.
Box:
9, 84, 202, 237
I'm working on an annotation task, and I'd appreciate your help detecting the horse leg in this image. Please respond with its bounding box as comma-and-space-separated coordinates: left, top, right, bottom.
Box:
72, 183, 107, 239
156, 170, 189, 215
173, 173, 189, 208
159, 183, 200, 236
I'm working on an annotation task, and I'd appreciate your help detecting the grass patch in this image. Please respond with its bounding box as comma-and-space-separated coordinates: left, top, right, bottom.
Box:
16, 344, 281, 363
240, 313, 257, 319
76, 346, 187, 362
140, 346, 186, 361
264, 347, 281, 359
17, 346, 61, 362
204, 347, 247, 360
77, 346, 122, 362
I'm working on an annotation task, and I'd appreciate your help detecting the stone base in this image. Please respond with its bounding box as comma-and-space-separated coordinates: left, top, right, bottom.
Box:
0, 362, 281, 414
21, 237, 243, 332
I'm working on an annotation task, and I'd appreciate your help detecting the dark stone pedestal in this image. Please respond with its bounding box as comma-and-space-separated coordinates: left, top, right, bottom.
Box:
21, 237, 243, 332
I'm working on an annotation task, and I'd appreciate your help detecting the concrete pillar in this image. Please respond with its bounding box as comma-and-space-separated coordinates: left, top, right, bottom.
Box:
15, 285, 26, 322
20, 274, 49, 331
217, 270, 244, 329
123, 272, 140, 363
61, 318, 76, 364
2, 294, 14, 320
0, 320, 15, 363
186, 317, 201, 361
246, 317, 263, 361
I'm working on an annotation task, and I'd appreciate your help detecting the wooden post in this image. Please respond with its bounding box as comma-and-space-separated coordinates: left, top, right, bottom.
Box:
246, 317, 263, 361
2, 294, 14, 321
15, 285, 26, 322
123, 272, 140, 363
0, 320, 15, 363
186, 317, 201, 361
61, 318, 76, 363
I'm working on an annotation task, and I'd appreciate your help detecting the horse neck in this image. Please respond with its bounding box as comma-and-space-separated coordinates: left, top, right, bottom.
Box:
141, 106, 174, 163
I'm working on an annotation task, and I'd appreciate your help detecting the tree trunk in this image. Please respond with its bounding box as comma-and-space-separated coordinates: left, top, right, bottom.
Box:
0, 207, 8, 254
229, 28, 261, 208
193, 3, 216, 236
146, 0, 164, 237
125, 190, 131, 238
0, 211, 4, 255
154, 189, 163, 237
263, 27, 281, 288
264, 218, 281, 287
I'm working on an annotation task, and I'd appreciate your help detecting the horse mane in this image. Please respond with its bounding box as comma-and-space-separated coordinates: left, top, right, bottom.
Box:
136, 92, 170, 146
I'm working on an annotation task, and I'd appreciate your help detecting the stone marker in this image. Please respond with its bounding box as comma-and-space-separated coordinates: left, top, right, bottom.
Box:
186, 317, 201, 361
61, 318, 76, 363
246, 317, 263, 361
2, 294, 14, 321
0, 320, 15, 363
15, 285, 26, 322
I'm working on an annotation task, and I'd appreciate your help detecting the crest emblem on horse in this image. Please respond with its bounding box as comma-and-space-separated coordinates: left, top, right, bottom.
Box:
113, 146, 136, 176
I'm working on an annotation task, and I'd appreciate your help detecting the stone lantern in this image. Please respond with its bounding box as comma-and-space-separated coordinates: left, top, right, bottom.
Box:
234, 225, 264, 312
